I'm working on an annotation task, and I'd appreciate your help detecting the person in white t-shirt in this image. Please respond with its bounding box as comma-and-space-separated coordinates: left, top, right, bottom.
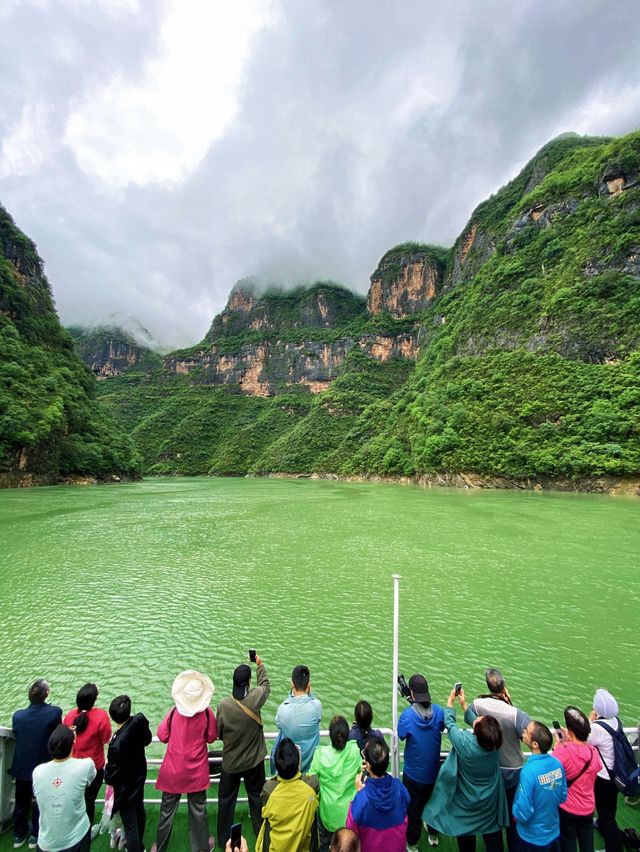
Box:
33, 725, 96, 852
588, 689, 622, 852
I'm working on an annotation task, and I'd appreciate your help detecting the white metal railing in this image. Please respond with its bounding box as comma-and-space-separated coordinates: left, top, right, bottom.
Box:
1, 724, 638, 810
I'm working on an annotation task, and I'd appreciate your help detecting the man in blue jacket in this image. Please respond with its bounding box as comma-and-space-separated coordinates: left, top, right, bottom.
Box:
513, 721, 567, 852
11, 678, 62, 848
273, 665, 322, 773
397, 674, 444, 851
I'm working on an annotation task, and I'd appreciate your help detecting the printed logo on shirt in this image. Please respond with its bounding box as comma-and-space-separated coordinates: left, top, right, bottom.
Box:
53, 777, 63, 787
537, 768, 563, 788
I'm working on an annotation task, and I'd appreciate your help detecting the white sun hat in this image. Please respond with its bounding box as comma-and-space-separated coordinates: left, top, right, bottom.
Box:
172, 670, 214, 717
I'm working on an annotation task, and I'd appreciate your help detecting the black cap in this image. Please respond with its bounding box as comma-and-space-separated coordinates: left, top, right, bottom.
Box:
232, 664, 251, 699
409, 674, 431, 704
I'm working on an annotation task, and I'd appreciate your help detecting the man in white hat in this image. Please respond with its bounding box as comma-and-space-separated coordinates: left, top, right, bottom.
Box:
151, 671, 217, 852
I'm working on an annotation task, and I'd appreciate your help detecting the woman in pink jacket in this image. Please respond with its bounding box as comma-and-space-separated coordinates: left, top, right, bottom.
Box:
151, 671, 218, 852
554, 706, 602, 852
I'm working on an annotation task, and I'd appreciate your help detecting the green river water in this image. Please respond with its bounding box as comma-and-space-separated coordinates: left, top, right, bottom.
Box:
1, 477, 638, 731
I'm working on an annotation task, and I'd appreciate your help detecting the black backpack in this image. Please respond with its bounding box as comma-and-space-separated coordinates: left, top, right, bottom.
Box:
595, 719, 640, 796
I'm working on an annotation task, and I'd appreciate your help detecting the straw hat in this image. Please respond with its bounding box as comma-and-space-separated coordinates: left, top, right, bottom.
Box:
172, 670, 214, 717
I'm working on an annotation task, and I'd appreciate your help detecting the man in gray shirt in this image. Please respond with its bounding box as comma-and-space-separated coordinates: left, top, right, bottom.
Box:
465, 668, 530, 852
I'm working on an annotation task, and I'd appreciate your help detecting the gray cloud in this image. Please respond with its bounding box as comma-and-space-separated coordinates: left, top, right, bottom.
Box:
1, 0, 639, 347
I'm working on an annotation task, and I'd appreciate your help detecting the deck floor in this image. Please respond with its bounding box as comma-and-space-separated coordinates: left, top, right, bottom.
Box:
1, 795, 639, 852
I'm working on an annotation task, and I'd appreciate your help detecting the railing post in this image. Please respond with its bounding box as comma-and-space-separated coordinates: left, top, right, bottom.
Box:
0, 726, 15, 830
391, 574, 401, 778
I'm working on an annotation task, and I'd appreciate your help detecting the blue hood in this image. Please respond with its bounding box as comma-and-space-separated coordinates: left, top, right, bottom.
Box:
350, 774, 409, 830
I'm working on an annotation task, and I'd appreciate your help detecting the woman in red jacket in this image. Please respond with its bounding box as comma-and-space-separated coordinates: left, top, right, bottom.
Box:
151, 671, 218, 852
63, 683, 112, 824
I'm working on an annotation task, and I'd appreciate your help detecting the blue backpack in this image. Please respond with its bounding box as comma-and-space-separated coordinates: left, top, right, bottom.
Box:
595, 719, 640, 796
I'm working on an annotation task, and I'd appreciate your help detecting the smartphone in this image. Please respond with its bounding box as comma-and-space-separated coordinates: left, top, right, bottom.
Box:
230, 822, 242, 850
361, 769, 370, 783
552, 720, 563, 740
454, 682, 462, 695
249, 649, 256, 663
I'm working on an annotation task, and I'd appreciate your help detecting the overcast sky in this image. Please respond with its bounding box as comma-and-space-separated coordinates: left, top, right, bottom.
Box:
1, 0, 639, 347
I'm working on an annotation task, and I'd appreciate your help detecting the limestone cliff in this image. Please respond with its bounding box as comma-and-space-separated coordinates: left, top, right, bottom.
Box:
165, 282, 419, 396
205, 279, 366, 339
165, 332, 419, 396
367, 243, 449, 317
69, 325, 161, 378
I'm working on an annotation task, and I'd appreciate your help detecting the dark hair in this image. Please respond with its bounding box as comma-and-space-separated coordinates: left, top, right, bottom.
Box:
292, 665, 310, 692
28, 679, 49, 704
363, 735, 389, 776
529, 721, 553, 754
109, 695, 131, 724
329, 715, 349, 751
564, 706, 591, 742
48, 724, 74, 759
474, 715, 503, 751
485, 668, 506, 695
354, 700, 373, 733
274, 737, 300, 780
73, 684, 98, 734
330, 828, 361, 852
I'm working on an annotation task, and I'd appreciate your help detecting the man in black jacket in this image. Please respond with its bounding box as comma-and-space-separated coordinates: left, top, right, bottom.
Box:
11, 678, 62, 848
105, 695, 152, 852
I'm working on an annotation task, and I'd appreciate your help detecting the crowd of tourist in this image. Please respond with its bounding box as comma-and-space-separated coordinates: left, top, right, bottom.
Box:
6, 660, 639, 852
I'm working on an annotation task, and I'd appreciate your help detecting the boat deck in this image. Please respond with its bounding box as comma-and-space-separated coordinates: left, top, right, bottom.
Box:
1, 799, 639, 852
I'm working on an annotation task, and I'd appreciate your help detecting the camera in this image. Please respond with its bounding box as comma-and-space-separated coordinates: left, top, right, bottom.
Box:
397, 674, 413, 703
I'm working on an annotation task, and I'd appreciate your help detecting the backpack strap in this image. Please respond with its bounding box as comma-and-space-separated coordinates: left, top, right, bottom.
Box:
567, 749, 596, 787
166, 707, 177, 736
594, 719, 618, 775
233, 699, 263, 727
594, 719, 617, 738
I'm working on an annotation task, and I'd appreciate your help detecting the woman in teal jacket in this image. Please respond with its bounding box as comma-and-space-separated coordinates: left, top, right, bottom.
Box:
423, 688, 509, 852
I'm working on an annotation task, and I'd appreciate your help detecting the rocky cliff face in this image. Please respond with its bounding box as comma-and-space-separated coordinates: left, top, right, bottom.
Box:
367, 243, 448, 317
69, 326, 160, 378
164, 332, 419, 396
159, 259, 447, 397
205, 279, 367, 339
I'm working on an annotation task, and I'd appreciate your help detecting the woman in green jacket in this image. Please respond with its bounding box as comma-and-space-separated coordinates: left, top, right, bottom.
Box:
309, 716, 361, 852
423, 688, 509, 852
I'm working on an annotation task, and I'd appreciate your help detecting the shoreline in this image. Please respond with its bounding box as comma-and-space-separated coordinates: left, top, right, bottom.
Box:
3, 469, 639, 497
259, 470, 640, 497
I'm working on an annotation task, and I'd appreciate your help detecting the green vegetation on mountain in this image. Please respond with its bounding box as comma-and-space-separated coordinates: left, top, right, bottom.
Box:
97, 352, 414, 475
333, 131, 640, 480
0, 206, 141, 485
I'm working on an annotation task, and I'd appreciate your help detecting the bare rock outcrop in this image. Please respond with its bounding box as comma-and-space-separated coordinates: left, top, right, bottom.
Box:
367, 244, 448, 317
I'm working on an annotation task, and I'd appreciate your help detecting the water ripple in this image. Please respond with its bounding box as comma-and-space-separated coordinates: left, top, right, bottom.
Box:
0, 478, 638, 731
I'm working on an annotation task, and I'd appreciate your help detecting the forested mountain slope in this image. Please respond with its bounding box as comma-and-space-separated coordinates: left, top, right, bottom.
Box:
78, 130, 640, 490
0, 205, 141, 486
